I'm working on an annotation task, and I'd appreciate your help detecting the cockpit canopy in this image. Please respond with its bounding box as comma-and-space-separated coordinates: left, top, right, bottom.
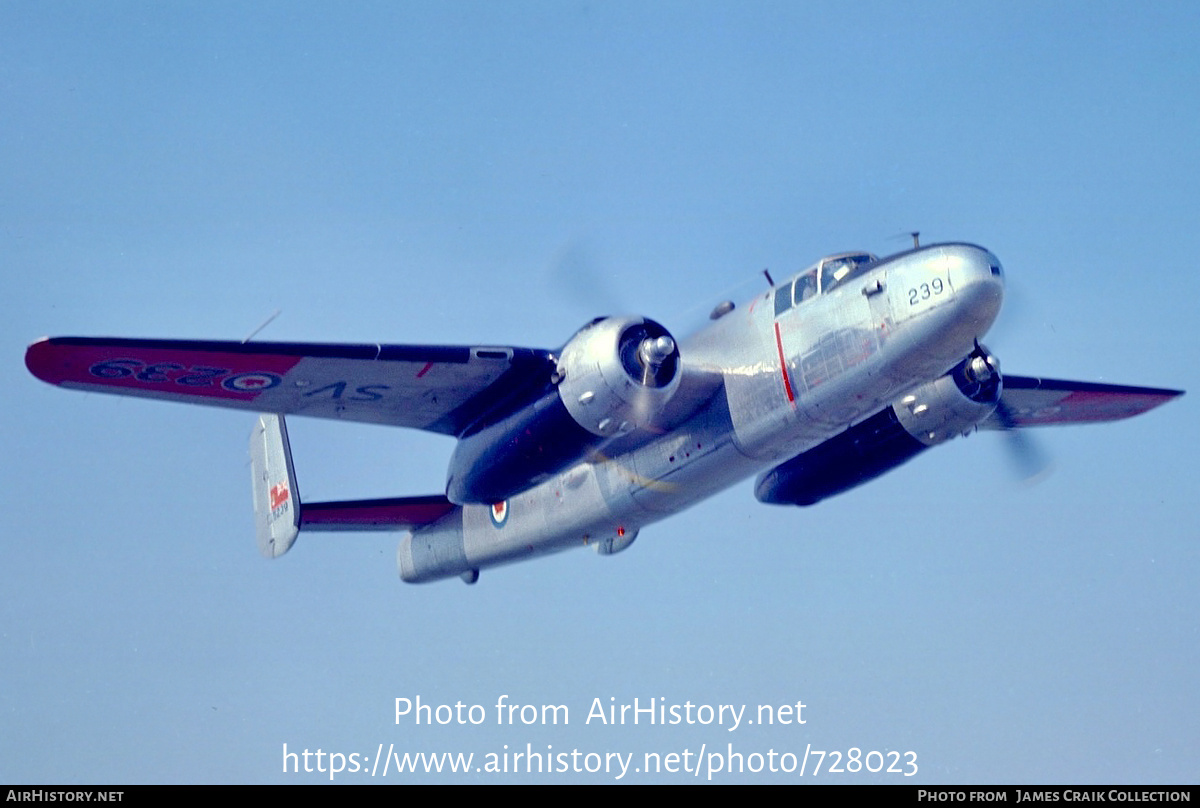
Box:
775, 252, 878, 316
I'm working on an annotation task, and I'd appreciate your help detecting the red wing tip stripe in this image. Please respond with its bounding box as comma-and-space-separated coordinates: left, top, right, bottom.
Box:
25, 339, 68, 385
1020, 390, 1181, 423
26, 340, 298, 401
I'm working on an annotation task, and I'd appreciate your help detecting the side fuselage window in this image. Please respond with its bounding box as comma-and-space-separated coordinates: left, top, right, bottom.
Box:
774, 280, 794, 317
795, 270, 818, 303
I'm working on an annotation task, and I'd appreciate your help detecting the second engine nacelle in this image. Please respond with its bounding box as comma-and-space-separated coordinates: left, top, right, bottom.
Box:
556, 316, 681, 436
892, 348, 1001, 447
755, 348, 1002, 507
446, 317, 681, 505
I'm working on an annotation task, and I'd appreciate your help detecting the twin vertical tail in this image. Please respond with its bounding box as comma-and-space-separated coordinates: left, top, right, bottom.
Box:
249, 412, 460, 565
250, 414, 301, 559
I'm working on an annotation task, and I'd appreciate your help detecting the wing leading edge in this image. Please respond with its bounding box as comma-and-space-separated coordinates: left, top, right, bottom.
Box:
980, 375, 1183, 429
26, 336, 556, 436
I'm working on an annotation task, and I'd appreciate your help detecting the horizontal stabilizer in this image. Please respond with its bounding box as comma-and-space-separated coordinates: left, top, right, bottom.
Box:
980, 376, 1183, 429
301, 496, 455, 531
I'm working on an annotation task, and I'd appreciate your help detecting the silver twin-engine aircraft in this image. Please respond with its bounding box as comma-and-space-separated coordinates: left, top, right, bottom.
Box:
26, 243, 1182, 584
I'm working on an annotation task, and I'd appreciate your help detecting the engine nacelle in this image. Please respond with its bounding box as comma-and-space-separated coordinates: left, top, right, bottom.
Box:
556, 316, 680, 436
755, 348, 1001, 506
446, 316, 681, 504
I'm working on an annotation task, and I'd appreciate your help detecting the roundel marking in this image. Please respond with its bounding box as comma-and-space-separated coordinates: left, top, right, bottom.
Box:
489, 500, 509, 528
222, 372, 283, 393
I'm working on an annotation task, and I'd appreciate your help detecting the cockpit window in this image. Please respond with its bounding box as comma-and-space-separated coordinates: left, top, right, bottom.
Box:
774, 282, 793, 317
774, 252, 878, 319
794, 270, 818, 303
818, 253, 875, 293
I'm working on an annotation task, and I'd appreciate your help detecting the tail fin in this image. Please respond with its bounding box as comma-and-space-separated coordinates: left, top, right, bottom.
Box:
250, 412, 457, 559
250, 414, 301, 559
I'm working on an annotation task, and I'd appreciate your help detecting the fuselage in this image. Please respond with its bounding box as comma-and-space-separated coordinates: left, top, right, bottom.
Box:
398, 243, 1005, 582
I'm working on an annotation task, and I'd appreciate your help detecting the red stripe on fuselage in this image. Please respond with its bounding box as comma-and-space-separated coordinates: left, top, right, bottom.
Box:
773, 322, 795, 405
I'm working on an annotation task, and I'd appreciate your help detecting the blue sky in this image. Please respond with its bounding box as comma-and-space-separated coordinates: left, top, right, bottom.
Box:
3, 1, 1197, 783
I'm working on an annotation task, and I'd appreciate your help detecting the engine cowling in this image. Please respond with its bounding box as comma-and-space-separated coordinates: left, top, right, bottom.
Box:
755, 347, 1001, 506
892, 348, 1001, 446
556, 316, 680, 436
446, 317, 680, 504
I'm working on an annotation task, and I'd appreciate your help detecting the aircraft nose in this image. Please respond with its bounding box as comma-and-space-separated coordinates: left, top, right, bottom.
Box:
947, 244, 1004, 336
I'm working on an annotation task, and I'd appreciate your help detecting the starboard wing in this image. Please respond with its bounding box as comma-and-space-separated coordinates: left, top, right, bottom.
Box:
26, 337, 556, 436
979, 375, 1183, 429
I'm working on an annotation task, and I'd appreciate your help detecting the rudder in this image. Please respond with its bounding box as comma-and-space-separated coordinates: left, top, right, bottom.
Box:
250, 413, 300, 558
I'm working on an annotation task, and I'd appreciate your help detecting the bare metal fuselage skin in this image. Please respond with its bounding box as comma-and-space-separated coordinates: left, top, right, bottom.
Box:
399, 243, 1005, 582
